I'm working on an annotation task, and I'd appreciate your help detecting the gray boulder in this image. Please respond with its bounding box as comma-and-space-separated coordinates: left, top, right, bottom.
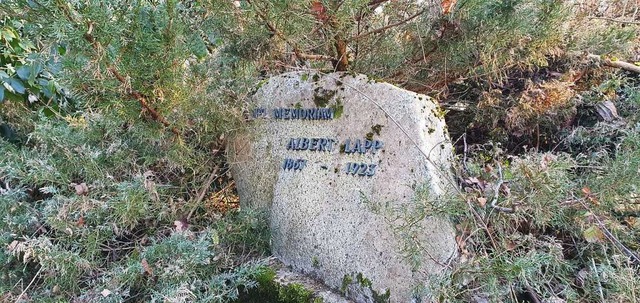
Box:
229, 71, 457, 302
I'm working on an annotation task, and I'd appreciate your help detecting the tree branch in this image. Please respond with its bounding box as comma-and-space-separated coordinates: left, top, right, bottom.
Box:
367, 0, 391, 8
587, 54, 640, 74
589, 16, 640, 25
296, 52, 334, 61
247, 0, 335, 63
329, 0, 348, 71
57, 2, 180, 135
350, 8, 426, 41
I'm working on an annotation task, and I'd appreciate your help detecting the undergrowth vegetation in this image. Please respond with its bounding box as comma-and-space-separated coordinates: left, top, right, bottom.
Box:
428, 72, 640, 302
1, 0, 639, 302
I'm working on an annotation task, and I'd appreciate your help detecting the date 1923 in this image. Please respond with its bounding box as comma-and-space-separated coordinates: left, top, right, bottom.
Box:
345, 162, 377, 177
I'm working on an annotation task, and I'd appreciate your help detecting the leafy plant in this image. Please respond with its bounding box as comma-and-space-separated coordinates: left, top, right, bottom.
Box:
0, 18, 69, 108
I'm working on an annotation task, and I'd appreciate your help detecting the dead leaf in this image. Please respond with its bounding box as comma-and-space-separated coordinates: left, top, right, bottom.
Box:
595, 100, 619, 122
441, 0, 458, 14
143, 171, 159, 202
311, 1, 329, 22
141, 258, 153, 276
624, 217, 640, 229
174, 219, 188, 232
7, 240, 19, 252
477, 197, 487, 207
582, 187, 599, 205
465, 177, 487, 190
583, 225, 605, 243
500, 183, 511, 197
76, 216, 85, 227
74, 183, 89, 196
101, 289, 112, 297
484, 165, 493, 173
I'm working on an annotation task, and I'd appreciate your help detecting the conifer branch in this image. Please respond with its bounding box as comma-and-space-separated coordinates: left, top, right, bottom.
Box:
247, 0, 334, 63
56, 1, 180, 136
350, 8, 426, 41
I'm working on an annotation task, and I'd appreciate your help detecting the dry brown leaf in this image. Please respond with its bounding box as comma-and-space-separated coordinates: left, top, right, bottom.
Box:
441, 0, 457, 15
477, 197, 487, 207
174, 219, 188, 232
583, 226, 605, 243
595, 100, 619, 122
582, 187, 599, 205
143, 171, 159, 202
455, 235, 467, 253
7, 240, 19, 252
500, 183, 511, 197
74, 183, 89, 196
311, 1, 329, 22
76, 216, 85, 227
141, 258, 153, 276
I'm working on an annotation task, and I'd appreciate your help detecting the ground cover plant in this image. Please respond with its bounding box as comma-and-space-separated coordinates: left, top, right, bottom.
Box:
1, 0, 639, 302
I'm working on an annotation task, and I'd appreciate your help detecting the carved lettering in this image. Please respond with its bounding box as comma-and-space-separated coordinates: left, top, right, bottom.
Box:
286, 138, 335, 152
343, 139, 384, 154
272, 108, 334, 120
344, 162, 377, 176
283, 158, 307, 171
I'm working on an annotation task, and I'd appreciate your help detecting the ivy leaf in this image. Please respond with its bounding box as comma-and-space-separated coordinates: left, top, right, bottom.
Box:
16, 65, 30, 80
5, 78, 25, 94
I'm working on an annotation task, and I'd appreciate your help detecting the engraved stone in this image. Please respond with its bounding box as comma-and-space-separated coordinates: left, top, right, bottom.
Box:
229, 72, 457, 302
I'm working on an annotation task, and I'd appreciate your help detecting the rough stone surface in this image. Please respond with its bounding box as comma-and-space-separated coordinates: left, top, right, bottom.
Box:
229, 71, 457, 302
270, 259, 354, 303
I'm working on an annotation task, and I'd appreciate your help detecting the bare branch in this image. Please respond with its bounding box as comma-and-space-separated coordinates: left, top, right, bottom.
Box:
576, 194, 640, 264
367, 0, 391, 8
57, 2, 180, 135
350, 8, 426, 41
187, 164, 221, 220
587, 54, 640, 74
490, 164, 515, 213
296, 52, 334, 61
589, 16, 640, 25
247, 0, 336, 64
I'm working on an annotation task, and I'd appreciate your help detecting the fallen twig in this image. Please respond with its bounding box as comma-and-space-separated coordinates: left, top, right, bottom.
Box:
587, 54, 640, 74
576, 194, 640, 265
490, 164, 515, 213
589, 16, 640, 25
15, 267, 42, 303
187, 165, 221, 220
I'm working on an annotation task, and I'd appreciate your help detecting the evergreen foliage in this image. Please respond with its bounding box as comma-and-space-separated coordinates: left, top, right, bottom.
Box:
0, 0, 638, 302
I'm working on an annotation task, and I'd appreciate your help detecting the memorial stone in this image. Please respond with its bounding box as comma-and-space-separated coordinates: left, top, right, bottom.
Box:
229, 71, 457, 302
